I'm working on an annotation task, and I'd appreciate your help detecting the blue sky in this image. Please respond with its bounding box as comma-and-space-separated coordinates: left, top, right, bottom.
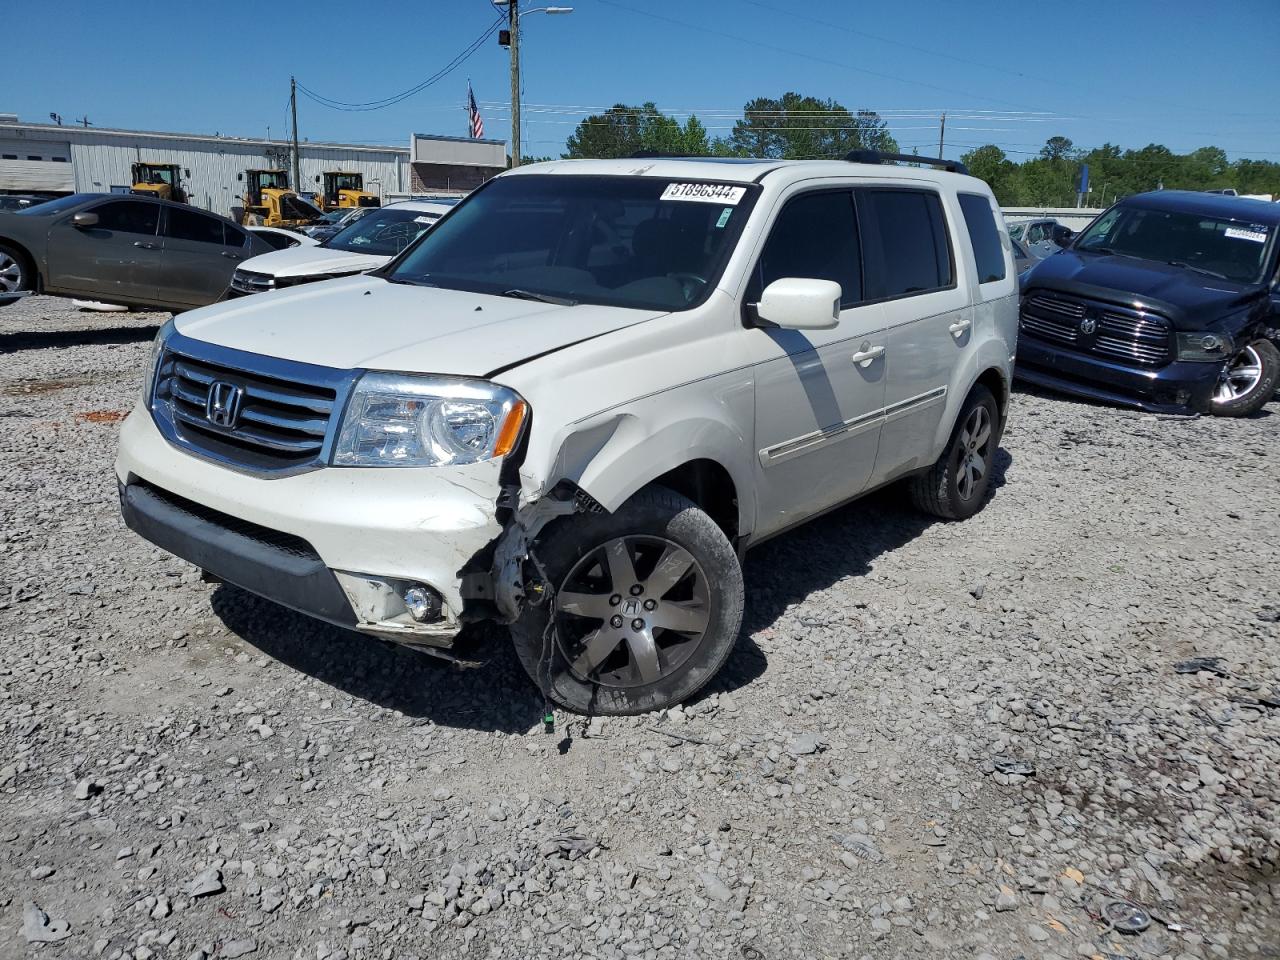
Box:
6, 0, 1279, 162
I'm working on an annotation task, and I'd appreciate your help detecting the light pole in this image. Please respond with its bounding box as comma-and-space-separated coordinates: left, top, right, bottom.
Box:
496, 1, 573, 167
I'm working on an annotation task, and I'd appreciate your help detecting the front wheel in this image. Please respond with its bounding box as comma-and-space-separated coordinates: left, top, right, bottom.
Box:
909, 384, 1001, 521
511, 487, 744, 715
0, 243, 32, 295
1209, 339, 1279, 418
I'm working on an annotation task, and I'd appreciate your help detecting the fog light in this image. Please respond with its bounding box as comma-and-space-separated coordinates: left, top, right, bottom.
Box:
403, 586, 443, 623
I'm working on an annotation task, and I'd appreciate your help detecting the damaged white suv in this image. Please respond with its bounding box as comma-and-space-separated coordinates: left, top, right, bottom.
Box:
117, 153, 1018, 714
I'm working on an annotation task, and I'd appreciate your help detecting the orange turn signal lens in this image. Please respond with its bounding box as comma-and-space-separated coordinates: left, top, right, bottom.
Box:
494, 401, 528, 457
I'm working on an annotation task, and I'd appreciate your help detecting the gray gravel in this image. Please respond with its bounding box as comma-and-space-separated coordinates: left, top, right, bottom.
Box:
1, 295, 1278, 960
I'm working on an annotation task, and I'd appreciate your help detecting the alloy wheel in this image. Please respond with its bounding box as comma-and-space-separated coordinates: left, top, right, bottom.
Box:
554, 535, 711, 688
0, 253, 23, 294
956, 405, 993, 501
1214, 345, 1264, 404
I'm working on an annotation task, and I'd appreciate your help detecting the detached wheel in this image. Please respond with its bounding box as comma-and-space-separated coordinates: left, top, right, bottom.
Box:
1210, 339, 1279, 417
910, 384, 1000, 521
511, 487, 744, 715
0, 243, 32, 294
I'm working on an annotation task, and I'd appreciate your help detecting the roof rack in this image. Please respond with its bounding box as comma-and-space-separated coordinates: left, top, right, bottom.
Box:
844, 150, 969, 176
628, 150, 694, 159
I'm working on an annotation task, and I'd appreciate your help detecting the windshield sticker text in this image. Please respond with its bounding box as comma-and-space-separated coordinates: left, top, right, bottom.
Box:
661, 183, 747, 205
715, 207, 733, 229
1225, 226, 1268, 243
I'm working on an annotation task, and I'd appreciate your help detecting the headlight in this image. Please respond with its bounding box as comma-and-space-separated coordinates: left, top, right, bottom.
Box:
1176, 330, 1235, 362
141, 319, 174, 403
332, 372, 528, 467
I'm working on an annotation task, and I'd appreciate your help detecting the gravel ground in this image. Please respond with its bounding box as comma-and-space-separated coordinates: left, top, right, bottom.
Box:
1, 295, 1278, 960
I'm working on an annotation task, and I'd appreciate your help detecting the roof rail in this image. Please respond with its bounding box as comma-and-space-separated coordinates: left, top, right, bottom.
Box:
844, 150, 969, 176
628, 150, 694, 159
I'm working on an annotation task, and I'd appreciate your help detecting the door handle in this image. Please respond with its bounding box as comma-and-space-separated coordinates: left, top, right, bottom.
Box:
133, 241, 157, 249
850, 344, 885, 367
948, 318, 972, 337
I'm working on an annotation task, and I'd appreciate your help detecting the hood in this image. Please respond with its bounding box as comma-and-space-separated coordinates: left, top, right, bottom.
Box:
237, 244, 387, 279
173, 275, 667, 377
1024, 250, 1265, 330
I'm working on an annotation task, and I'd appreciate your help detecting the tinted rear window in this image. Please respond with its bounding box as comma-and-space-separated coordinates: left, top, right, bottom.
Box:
958, 193, 1007, 284
164, 206, 224, 244
857, 189, 953, 299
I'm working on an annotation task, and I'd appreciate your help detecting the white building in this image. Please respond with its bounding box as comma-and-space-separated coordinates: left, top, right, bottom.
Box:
0, 114, 507, 217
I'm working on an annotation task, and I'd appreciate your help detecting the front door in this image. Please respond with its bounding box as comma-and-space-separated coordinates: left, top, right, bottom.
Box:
158, 206, 245, 307
48, 199, 162, 303
744, 188, 889, 538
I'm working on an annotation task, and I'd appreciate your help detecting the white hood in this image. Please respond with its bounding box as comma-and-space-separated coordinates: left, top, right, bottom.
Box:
174, 275, 666, 377
238, 244, 388, 279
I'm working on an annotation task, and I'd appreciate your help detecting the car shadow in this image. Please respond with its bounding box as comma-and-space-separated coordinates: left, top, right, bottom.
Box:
0, 324, 160, 352
211, 450, 1011, 730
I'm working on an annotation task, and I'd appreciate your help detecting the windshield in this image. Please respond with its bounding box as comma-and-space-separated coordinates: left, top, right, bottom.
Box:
15, 194, 95, 216
330, 174, 361, 192
324, 207, 440, 256
387, 175, 758, 311
1075, 204, 1275, 283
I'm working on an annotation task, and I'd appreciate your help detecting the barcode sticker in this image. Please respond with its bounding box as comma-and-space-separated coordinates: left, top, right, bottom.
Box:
1225, 226, 1267, 243
661, 183, 747, 205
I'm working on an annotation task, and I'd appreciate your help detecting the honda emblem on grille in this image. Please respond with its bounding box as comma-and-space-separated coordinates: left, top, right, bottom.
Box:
206, 381, 244, 428
1079, 315, 1098, 335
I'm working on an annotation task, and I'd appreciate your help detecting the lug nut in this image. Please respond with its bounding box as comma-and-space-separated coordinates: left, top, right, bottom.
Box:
643, 599, 657, 611
609, 594, 621, 606
610, 615, 624, 628
629, 584, 644, 596
631, 618, 645, 630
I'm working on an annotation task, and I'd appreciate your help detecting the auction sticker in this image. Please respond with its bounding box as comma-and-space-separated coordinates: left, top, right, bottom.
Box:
1225, 225, 1268, 243
661, 182, 746, 204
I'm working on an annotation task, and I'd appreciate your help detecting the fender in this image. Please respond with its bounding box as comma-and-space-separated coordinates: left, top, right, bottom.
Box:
931, 324, 1013, 453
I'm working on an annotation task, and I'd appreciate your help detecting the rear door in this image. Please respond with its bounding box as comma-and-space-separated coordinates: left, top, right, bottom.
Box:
46, 199, 162, 302
744, 188, 888, 537
861, 186, 972, 482
158, 206, 248, 307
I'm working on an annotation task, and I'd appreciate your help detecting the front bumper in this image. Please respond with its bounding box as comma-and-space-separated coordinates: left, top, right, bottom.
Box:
115, 406, 506, 643
1015, 336, 1220, 414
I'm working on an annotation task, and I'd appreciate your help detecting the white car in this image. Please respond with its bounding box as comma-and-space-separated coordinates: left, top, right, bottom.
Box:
118, 154, 1018, 714
227, 200, 452, 296
247, 226, 319, 250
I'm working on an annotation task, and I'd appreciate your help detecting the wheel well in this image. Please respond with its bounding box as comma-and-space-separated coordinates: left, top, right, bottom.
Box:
975, 367, 1007, 415
651, 459, 739, 540
0, 237, 38, 290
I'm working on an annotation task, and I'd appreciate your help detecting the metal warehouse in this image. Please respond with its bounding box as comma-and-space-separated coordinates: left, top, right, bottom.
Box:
0, 114, 507, 217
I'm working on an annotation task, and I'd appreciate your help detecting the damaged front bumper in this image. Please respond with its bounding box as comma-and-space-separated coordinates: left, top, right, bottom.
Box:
115, 407, 510, 645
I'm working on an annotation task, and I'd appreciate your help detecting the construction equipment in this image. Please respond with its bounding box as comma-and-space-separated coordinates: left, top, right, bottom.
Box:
235, 169, 323, 228
315, 171, 381, 212
130, 163, 188, 203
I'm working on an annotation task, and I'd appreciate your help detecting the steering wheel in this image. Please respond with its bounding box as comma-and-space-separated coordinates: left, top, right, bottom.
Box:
668, 272, 708, 303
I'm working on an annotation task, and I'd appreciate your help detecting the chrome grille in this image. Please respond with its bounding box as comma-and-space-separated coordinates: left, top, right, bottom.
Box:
151, 336, 352, 475
229, 269, 274, 295
1020, 292, 1172, 367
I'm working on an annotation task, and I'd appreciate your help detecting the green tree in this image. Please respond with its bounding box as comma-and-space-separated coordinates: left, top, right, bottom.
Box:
728, 92, 897, 159
960, 145, 1021, 205
1040, 136, 1076, 161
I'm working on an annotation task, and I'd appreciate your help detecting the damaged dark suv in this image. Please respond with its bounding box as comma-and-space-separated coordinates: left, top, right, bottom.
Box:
1017, 191, 1279, 416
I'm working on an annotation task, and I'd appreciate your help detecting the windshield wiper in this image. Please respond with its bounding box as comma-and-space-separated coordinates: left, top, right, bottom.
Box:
1167, 260, 1229, 280
501, 288, 579, 306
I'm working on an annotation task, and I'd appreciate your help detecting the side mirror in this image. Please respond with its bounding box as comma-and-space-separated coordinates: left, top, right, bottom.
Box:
237, 173, 243, 181
71, 211, 99, 228
314, 175, 321, 183
754, 278, 841, 330
184, 168, 191, 177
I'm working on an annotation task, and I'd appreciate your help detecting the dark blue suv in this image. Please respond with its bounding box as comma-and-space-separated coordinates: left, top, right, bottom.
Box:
1016, 191, 1279, 417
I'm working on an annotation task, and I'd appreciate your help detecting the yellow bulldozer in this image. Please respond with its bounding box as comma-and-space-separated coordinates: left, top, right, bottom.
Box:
235, 169, 323, 229
315, 171, 381, 212
131, 162, 188, 203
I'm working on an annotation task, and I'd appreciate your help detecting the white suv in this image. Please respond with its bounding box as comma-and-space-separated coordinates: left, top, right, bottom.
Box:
117, 153, 1018, 715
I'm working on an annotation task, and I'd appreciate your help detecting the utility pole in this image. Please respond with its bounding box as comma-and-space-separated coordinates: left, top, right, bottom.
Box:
508, 0, 521, 167
290, 76, 301, 192
937, 112, 946, 158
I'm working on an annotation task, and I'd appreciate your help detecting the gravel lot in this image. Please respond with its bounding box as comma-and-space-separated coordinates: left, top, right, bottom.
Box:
1, 295, 1278, 960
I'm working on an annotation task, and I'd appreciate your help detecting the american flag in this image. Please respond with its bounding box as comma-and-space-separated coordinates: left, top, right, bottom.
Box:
468, 84, 484, 139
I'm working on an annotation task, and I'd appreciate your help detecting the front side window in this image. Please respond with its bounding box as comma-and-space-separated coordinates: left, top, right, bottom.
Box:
387, 175, 759, 311
1075, 204, 1275, 284
326, 208, 440, 257
745, 190, 861, 306
958, 193, 1007, 284
163, 206, 224, 244
857, 189, 953, 299
91, 200, 159, 235
224, 224, 249, 248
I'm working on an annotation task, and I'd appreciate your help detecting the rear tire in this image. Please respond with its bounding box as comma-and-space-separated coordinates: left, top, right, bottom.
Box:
0, 242, 33, 294
1209, 339, 1278, 418
511, 486, 744, 715
910, 384, 1001, 521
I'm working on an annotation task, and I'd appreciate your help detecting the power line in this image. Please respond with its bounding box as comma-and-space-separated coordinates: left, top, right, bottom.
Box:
298, 16, 503, 112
